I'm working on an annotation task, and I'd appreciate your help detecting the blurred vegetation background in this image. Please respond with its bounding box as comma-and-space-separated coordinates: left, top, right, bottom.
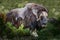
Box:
0, 0, 60, 40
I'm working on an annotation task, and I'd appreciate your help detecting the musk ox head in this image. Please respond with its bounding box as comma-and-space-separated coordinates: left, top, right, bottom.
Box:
37, 11, 48, 28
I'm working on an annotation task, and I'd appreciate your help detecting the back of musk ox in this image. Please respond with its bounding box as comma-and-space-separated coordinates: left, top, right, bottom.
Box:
6, 7, 37, 29
6, 3, 48, 37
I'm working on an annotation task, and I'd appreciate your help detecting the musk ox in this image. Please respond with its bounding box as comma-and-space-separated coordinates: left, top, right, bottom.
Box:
6, 3, 48, 37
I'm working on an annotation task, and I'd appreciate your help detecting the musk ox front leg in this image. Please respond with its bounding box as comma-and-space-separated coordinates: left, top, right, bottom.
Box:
24, 18, 38, 37
24, 13, 38, 37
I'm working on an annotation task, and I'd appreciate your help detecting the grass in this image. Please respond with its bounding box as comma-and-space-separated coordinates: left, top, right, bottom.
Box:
0, 0, 60, 40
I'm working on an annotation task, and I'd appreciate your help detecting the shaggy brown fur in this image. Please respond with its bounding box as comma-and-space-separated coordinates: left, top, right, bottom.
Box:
6, 3, 48, 29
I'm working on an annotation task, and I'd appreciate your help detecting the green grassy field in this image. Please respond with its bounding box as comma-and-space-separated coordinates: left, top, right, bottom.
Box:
0, 0, 60, 40
0, 0, 60, 17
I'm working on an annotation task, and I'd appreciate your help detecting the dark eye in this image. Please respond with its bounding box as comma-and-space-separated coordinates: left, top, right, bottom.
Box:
41, 16, 44, 20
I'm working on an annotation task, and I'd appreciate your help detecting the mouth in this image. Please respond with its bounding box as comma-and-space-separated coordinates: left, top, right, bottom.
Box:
41, 24, 47, 28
